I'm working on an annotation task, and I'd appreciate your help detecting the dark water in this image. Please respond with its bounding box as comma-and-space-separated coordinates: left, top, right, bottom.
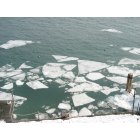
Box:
0, 17, 140, 120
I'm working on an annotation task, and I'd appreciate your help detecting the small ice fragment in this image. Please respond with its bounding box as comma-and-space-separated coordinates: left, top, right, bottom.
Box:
52, 55, 68, 61
69, 110, 78, 118
74, 77, 87, 83
79, 107, 92, 117
101, 29, 122, 33
19, 63, 33, 69
46, 108, 56, 114
97, 101, 110, 108
78, 60, 109, 74
30, 67, 41, 74
121, 47, 133, 51
62, 71, 75, 80
58, 103, 71, 110
0, 40, 33, 49
55, 78, 66, 85
26, 80, 48, 90
58, 57, 79, 62
101, 86, 119, 95
72, 93, 95, 107
88, 105, 98, 110
118, 58, 140, 65
16, 80, 24, 86
67, 82, 77, 87
86, 72, 105, 81
1, 83, 13, 90
11, 73, 25, 81
35, 113, 49, 120
63, 64, 76, 71
129, 48, 140, 55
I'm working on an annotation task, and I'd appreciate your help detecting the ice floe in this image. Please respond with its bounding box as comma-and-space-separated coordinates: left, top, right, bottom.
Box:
16, 80, 24, 86
97, 101, 110, 108
129, 48, 140, 55
35, 113, 49, 120
101, 29, 122, 33
107, 66, 133, 77
118, 58, 140, 65
72, 93, 95, 107
101, 86, 119, 95
27, 74, 40, 81
58, 103, 71, 110
55, 79, 66, 85
86, 72, 105, 81
79, 107, 92, 117
11, 73, 25, 81
62, 71, 75, 80
42, 64, 66, 79
69, 110, 78, 118
46, 108, 56, 114
88, 104, 98, 110
52, 55, 79, 62
26, 80, 48, 90
0, 64, 15, 72
63, 64, 76, 71
121, 47, 133, 51
29, 67, 41, 74
74, 76, 87, 83
1, 83, 13, 90
78, 60, 109, 74
67, 82, 102, 93
19, 63, 33, 69
106, 76, 127, 84
0, 40, 33, 49
3, 69, 23, 78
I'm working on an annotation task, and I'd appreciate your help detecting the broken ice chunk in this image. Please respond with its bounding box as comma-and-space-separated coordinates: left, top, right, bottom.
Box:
107, 66, 133, 77
16, 80, 24, 86
106, 76, 127, 84
62, 71, 75, 80
46, 108, 56, 114
55, 78, 66, 85
101, 86, 120, 95
69, 110, 78, 118
52, 55, 68, 61
86, 72, 105, 81
26, 80, 48, 90
63, 64, 76, 71
118, 58, 140, 65
11, 73, 25, 81
72, 93, 95, 107
74, 77, 87, 83
79, 107, 92, 117
19, 63, 33, 69
78, 60, 109, 74
58, 57, 79, 62
58, 103, 71, 110
88, 104, 98, 110
1, 83, 13, 90
30, 67, 41, 74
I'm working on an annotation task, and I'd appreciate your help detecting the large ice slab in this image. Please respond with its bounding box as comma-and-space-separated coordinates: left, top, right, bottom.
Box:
0, 40, 33, 49
118, 58, 140, 65
101, 29, 122, 33
107, 66, 133, 77
1, 83, 13, 90
67, 82, 102, 93
78, 60, 109, 74
26, 80, 48, 90
62, 71, 75, 80
79, 107, 92, 117
58, 103, 71, 110
74, 77, 87, 83
42, 64, 66, 79
29, 67, 41, 74
86, 72, 105, 81
11, 73, 26, 81
106, 76, 127, 84
72, 93, 95, 107
101, 86, 119, 95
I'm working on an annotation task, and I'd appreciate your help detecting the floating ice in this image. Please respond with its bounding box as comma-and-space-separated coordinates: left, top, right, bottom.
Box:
69, 110, 78, 118
55, 78, 66, 85
30, 67, 41, 74
74, 77, 87, 83
52, 55, 68, 61
88, 105, 98, 110
63, 64, 76, 71
97, 101, 110, 108
72, 93, 95, 107
11, 73, 25, 81
0, 72, 6, 78
118, 58, 140, 65
35, 113, 49, 120
79, 107, 92, 117
0, 64, 15, 72
0, 40, 33, 49
14, 95, 27, 107
58, 103, 71, 110
78, 60, 109, 74
19, 63, 33, 69
129, 48, 140, 55
27, 74, 40, 81
67, 82, 77, 87
101, 86, 119, 95
101, 29, 122, 33
16, 80, 24, 86
46, 108, 56, 114
26, 80, 48, 90
67, 81, 102, 93
1, 83, 13, 90
42, 64, 66, 79
121, 47, 133, 51
86, 72, 105, 81
106, 76, 127, 84
62, 71, 75, 80
107, 66, 133, 77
